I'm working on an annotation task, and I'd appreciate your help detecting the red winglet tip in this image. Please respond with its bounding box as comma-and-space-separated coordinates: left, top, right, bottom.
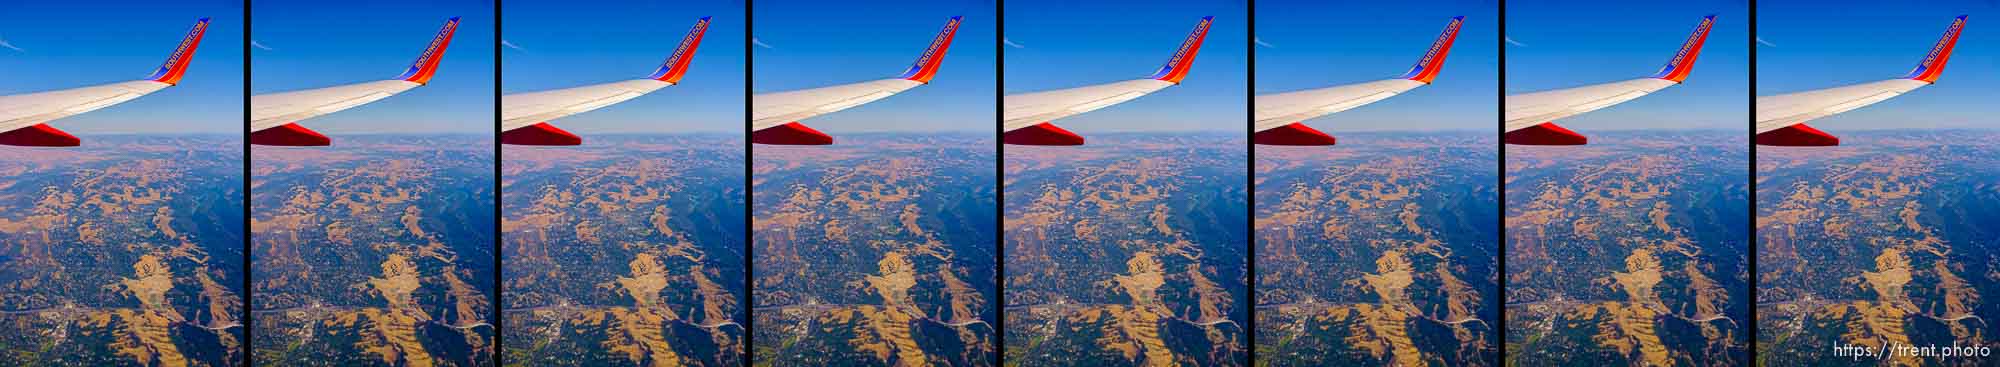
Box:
250, 123, 332, 146
0, 124, 82, 147
1648, 15, 1716, 83
1397, 16, 1464, 84
1755, 124, 1840, 146
752, 122, 834, 145
896, 16, 962, 83
1003, 122, 1085, 146
1505, 122, 1588, 145
145, 18, 210, 86
501, 122, 583, 146
1902, 15, 1966, 84
1253, 122, 1338, 146
1147, 17, 1213, 84
396, 18, 461, 85
649, 17, 712, 83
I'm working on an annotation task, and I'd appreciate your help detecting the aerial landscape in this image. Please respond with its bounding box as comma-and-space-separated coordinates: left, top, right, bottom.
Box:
1254, 133, 1498, 366
1247, 1, 1497, 363
1004, 134, 1248, 366
0, 137, 245, 366
500, 136, 746, 366
250, 136, 496, 366
1756, 131, 2000, 366
751, 134, 997, 366
1504, 131, 1750, 366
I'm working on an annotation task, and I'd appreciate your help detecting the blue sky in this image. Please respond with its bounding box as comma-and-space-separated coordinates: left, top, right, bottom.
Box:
1759, 0, 1997, 131
253, 0, 493, 134
504, 1, 743, 135
754, 0, 996, 133
1257, 0, 1497, 132
0, 1, 243, 134
1005, 0, 1247, 133
1507, 0, 1748, 131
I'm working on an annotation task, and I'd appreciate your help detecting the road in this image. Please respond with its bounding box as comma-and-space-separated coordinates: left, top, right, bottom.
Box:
761, 303, 993, 330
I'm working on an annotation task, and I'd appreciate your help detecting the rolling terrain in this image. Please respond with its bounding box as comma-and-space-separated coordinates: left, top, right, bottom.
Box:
752, 134, 997, 367
251, 135, 496, 366
1758, 131, 2000, 367
1505, 131, 1750, 366
1004, 134, 1248, 367
1254, 132, 1499, 366
501, 135, 747, 367
0, 136, 245, 366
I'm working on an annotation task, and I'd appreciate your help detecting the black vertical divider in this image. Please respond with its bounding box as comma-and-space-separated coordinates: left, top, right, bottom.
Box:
491, 1, 505, 366
1745, 1, 1758, 361
742, 1, 756, 366
1243, 1, 1256, 366
241, 1, 254, 366
993, 1, 1007, 366
1494, 2, 1508, 365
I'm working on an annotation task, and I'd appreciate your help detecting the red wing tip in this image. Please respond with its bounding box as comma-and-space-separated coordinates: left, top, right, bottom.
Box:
0, 124, 82, 147
648, 17, 712, 83
1145, 17, 1214, 84
752, 122, 834, 145
394, 17, 461, 85
1756, 124, 1840, 146
501, 122, 583, 146
895, 16, 962, 84
1003, 122, 1085, 146
1253, 122, 1338, 146
1504, 122, 1588, 145
250, 123, 332, 146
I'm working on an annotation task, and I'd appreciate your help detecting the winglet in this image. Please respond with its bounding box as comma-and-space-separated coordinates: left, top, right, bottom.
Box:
1648, 15, 1715, 83
1902, 15, 1967, 84
1148, 16, 1214, 84
648, 16, 712, 83
1397, 16, 1464, 84
896, 16, 962, 83
395, 17, 461, 85
144, 18, 210, 85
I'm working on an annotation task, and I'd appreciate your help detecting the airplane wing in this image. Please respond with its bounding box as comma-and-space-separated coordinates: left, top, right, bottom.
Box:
500, 17, 711, 145
1756, 15, 1965, 146
0, 18, 209, 147
1254, 16, 1463, 146
750, 16, 961, 145
1503, 15, 1714, 145
1003, 16, 1213, 146
249, 17, 460, 146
